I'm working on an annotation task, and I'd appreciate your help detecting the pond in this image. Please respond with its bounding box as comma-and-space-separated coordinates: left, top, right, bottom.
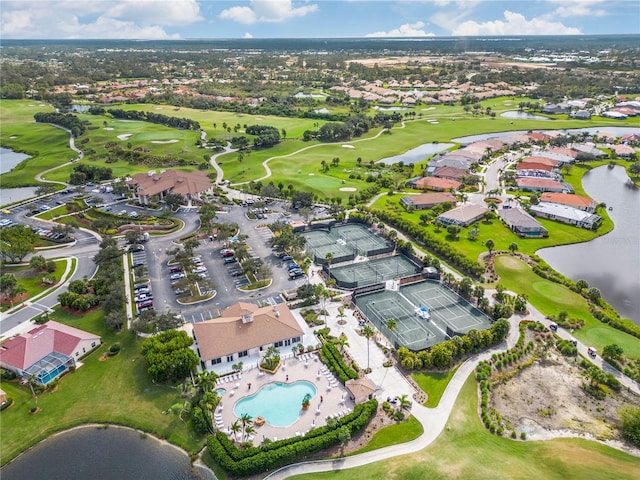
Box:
233, 380, 317, 427
537, 165, 640, 323
1, 426, 211, 480
377, 142, 454, 165
500, 111, 551, 121
0, 147, 31, 175
0, 187, 39, 206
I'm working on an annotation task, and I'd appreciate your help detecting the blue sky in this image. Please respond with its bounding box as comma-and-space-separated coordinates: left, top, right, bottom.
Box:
1, 1, 639, 39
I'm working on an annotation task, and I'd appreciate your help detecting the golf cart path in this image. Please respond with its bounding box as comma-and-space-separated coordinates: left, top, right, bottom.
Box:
34, 124, 83, 186
226, 122, 407, 187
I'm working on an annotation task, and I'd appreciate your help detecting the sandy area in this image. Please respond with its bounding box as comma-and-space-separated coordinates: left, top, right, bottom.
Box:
491, 346, 640, 447
342, 145, 355, 149
151, 139, 179, 144
339, 187, 357, 192
422, 107, 436, 111
104, 127, 114, 131
117, 133, 133, 141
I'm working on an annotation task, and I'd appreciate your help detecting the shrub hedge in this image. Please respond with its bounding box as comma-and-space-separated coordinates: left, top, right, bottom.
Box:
206, 399, 377, 477
320, 342, 359, 384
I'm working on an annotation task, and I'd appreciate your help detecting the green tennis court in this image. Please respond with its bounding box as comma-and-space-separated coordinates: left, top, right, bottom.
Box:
354, 280, 492, 351
330, 255, 420, 288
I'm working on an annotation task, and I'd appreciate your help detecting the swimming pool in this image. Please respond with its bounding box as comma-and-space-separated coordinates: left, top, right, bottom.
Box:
216, 388, 226, 396
233, 381, 317, 427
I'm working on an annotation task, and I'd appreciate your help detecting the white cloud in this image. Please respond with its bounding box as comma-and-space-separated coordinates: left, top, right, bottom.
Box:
366, 21, 435, 37
1, 0, 201, 39
452, 10, 582, 36
548, 0, 606, 18
219, 0, 318, 25
243, 32, 254, 38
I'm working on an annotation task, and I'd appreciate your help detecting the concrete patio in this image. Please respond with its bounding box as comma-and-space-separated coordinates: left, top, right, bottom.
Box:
212, 353, 355, 445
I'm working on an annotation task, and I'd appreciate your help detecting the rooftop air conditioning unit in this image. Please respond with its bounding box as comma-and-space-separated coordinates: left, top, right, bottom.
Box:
241, 314, 253, 324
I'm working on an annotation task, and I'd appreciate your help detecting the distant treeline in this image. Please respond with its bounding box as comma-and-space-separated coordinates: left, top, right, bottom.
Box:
90, 107, 200, 130
34, 112, 86, 137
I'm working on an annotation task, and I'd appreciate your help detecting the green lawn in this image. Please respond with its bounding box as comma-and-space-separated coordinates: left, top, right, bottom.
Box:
289, 376, 640, 480
370, 193, 613, 262
0, 259, 68, 311
412, 367, 458, 408
349, 415, 423, 455
0, 308, 203, 466
35, 204, 68, 220
494, 255, 640, 358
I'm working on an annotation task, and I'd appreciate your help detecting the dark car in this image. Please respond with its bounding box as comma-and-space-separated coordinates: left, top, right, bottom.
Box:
224, 257, 237, 264
129, 244, 144, 253
132, 261, 145, 269
281, 254, 293, 261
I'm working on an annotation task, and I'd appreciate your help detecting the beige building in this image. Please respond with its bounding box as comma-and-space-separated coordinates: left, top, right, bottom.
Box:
192, 302, 304, 369
127, 169, 213, 205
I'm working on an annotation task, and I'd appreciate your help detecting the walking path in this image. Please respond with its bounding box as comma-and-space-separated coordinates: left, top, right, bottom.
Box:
263, 266, 639, 478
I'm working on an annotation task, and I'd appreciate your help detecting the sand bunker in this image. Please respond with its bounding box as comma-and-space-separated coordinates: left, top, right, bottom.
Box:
10, 135, 17, 139
151, 139, 179, 144
422, 107, 436, 111
342, 145, 355, 149
254, 117, 263, 120
104, 127, 114, 131
117, 134, 133, 141
308, 173, 315, 176
339, 187, 357, 192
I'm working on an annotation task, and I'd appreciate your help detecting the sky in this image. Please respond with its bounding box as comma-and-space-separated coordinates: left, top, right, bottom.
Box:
1, 0, 639, 40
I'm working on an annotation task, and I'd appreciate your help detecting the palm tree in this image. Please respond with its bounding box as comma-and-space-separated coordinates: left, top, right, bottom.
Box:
485, 239, 495, 256
324, 252, 333, 273
336, 333, 349, 353
362, 324, 375, 370
194, 370, 218, 394
508, 242, 518, 254
397, 393, 411, 410
386, 318, 397, 333
240, 413, 253, 441
230, 420, 241, 440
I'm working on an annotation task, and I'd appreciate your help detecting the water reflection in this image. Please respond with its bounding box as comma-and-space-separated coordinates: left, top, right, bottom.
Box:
538, 166, 640, 323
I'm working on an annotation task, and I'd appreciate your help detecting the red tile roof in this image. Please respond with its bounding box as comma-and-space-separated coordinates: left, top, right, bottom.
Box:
540, 192, 595, 209
0, 321, 100, 371
413, 177, 461, 191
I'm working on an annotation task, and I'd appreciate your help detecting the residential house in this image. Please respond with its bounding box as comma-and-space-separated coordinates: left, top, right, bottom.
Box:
400, 192, 456, 211
0, 321, 101, 385
540, 192, 596, 212
530, 202, 602, 230
436, 204, 488, 227
498, 208, 548, 238
192, 302, 304, 371
570, 110, 591, 120
516, 177, 568, 193
127, 169, 213, 206
611, 144, 636, 158
433, 166, 467, 181
408, 176, 461, 192
516, 161, 555, 178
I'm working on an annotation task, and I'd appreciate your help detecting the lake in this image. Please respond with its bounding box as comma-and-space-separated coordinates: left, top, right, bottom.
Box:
501, 111, 550, 121
1, 426, 212, 480
538, 165, 640, 323
0, 147, 31, 175
378, 142, 454, 165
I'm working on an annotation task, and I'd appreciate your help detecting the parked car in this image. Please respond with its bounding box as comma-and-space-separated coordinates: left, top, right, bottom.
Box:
224, 257, 237, 264
287, 263, 300, 270
129, 244, 144, 253
192, 266, 207, 274
220, 249, 235, 257
169, 266, 183, 273
170, 272, 185, 280
281, 254, 293, 261
132, 261, 145, 269
587, 347, 597, 358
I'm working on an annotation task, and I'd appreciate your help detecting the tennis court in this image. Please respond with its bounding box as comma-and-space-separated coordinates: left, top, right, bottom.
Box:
330, 255, 420, 289
354, 280, 492, 351
332, 224, 391, 255
301, 223, 393, 265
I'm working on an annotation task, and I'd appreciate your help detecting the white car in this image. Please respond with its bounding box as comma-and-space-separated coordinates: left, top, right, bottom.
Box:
170, 272, 185, 280
192, 266, 207, 274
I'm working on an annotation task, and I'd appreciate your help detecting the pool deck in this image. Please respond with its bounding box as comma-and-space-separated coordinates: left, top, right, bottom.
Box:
214, 354, 355, 445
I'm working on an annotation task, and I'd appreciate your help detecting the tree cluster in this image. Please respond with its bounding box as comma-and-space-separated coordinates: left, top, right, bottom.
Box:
105, 108, 200, 130
34, 112, 86, 137
140, 330, 199, 383
397, 318, 510, 370
69, 163, 113, 185
245, 124, 281, 148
